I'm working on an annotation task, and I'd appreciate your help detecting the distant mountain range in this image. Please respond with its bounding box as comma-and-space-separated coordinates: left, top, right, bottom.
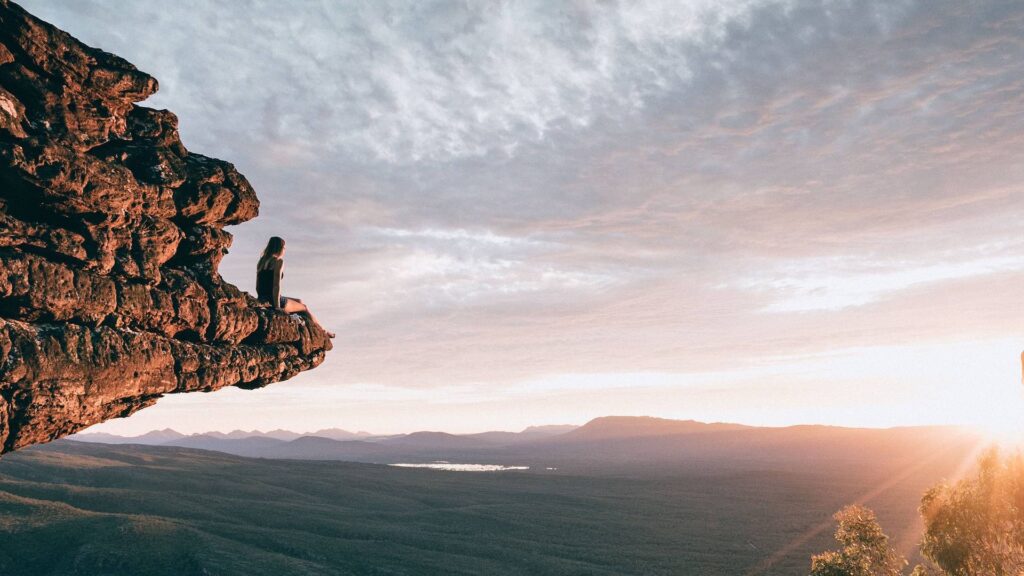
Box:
69, 417, 759, 451
72, 422, 577, 446
70, 421, 583, 458
74, 426, 377, 445
68, 416, 981, 474
553, 416, 749, 441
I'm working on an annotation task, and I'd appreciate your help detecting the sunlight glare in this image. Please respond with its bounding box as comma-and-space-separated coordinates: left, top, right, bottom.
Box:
968, 350, 1024, 447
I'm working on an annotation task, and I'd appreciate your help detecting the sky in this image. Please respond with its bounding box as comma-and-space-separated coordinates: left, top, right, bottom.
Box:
22, 0, 1024, 435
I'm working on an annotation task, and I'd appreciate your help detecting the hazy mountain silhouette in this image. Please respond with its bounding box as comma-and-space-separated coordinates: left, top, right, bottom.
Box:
379, 431, 499, 449
170, 434, 287, 456
309, 428, 374, 441
71, 417, 981, 475
467, 425, 580, 444
554, 416, 751, 441
71, 428, 186, 445
72, 422, 576, 454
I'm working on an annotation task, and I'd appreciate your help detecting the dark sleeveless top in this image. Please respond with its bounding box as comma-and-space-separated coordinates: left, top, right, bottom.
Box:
256, 258, 283, 309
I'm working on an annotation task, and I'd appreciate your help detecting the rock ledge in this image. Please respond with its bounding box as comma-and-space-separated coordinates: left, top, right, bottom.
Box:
0, 0, 331, 455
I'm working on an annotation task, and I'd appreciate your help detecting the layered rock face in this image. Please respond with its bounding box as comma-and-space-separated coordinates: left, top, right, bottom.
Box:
0, 1, 331, 455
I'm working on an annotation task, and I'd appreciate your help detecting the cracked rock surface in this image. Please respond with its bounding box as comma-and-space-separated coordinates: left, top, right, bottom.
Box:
0, 0, 332, 455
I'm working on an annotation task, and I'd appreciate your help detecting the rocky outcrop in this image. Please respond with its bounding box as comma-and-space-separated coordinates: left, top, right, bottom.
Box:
0, 0, 331, 455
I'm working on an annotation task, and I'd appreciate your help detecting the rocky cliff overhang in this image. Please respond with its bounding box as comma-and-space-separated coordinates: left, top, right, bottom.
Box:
0, 1, 331, 455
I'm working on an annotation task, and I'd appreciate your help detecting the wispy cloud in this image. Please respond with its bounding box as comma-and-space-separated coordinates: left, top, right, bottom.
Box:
27, 0, 793, 163
740, 252, 1024, 312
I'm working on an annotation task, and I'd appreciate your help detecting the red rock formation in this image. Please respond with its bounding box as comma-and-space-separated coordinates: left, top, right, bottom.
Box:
0, 0, 332, 455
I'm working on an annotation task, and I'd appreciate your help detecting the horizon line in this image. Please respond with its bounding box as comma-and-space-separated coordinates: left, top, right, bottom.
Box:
75, 415, 973, 439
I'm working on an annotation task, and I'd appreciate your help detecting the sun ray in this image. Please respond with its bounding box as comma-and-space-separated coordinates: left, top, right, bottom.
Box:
891, 436, 993, 559
743, 431, 990, 575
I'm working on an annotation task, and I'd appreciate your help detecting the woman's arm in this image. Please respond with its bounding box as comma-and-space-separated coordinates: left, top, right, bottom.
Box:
272, 258, 283, 309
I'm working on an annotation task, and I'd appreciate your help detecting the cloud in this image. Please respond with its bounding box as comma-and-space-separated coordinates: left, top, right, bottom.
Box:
23, 0, 795, 164
739, 250, 1024, 312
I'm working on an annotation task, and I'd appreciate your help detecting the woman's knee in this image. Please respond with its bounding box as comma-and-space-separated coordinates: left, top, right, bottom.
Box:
282, 298, 307, 313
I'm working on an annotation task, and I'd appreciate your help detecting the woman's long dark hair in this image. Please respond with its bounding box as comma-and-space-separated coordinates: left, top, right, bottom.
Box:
258, 236, 285, 271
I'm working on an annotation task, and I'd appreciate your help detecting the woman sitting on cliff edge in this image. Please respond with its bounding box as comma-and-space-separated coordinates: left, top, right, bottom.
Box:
256, 236, 335, 338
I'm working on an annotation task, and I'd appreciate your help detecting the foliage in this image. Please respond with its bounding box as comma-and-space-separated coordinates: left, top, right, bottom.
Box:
919, 449, 1024, 576
810, 505, 906, 576
813, 449, 1024, 576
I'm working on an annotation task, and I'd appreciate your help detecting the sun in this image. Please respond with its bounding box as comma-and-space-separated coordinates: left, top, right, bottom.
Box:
975, 419, 1024, 448
903, 341, 1024, 448
968, 381, 1024, 448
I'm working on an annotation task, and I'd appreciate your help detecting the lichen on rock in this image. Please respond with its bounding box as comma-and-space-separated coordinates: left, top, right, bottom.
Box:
0, 0, 332, 455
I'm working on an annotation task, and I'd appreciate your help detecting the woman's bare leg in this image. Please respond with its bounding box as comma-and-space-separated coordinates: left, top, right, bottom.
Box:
282, 297, 334, 337
282, 297, 307, 314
